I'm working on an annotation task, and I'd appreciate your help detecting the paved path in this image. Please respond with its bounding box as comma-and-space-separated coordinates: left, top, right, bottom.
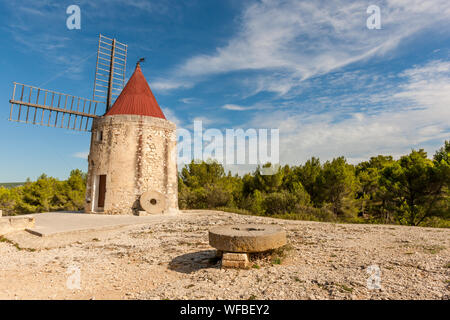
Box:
25, 211, 181, 237
4, 210, 207, 250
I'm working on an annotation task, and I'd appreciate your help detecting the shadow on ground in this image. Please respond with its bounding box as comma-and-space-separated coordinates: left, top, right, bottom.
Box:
169, 250, 221, 274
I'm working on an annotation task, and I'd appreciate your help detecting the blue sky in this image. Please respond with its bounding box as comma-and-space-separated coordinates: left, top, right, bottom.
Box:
0, 0, 449, 182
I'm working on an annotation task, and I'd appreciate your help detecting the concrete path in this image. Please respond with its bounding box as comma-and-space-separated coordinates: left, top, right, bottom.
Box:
23, 211, 181, 237
3, 210, 207, 250
4, 210, 213, 250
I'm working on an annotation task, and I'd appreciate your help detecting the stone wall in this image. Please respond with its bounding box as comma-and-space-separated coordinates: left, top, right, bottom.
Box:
84, 114, 178, 215
0, 216, 35, 236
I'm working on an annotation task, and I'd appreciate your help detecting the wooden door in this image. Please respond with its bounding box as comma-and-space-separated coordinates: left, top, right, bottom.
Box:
98, 175, 106, 208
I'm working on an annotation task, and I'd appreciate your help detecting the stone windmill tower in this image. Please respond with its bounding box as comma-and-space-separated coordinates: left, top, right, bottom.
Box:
84, 62, 178, 215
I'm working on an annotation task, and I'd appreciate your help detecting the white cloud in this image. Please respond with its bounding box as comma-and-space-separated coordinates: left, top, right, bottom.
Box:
179, 116, 228, 131
179, 97, 201, 104
151, 80, 192, 91
246, 59, 450, 165
162, 107, 182, 126
174, 0, 450, 96
72, 151, 89, 159
222, 104, 252, 111
192, 116, 218, 127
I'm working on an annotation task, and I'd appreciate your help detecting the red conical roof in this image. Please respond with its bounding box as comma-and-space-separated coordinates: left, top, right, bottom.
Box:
105, 63, 166, 119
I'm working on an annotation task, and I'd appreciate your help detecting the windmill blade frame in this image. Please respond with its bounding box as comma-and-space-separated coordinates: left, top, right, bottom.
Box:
9, 82, 100, 132
7, 34, 128, 132
93, 34, 127, 112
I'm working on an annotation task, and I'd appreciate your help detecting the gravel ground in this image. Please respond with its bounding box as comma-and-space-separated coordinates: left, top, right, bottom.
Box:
0, 210, 449, 300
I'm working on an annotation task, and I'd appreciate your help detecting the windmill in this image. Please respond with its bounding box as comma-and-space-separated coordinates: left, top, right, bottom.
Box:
8, 34, 128, 132
7, 34, 179, 216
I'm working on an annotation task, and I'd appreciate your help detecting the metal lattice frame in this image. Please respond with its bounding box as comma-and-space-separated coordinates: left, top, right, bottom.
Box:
93, 34, 127, 112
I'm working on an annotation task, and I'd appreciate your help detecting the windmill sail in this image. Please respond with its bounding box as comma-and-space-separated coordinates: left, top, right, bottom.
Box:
9, 82, 100, 132
7, 34, 128, 132
93, 34, 127, 111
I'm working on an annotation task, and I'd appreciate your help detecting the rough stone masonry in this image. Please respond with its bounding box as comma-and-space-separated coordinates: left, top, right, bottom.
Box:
84, 63, 178, 215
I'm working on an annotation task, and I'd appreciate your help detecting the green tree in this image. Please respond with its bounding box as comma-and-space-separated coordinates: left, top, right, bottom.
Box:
0, 187, 20, 215
263, 190, 298, 215
380, 149, 449, 226
433, 140, 450, 163
63, 169, 87, 210
180, 160, 225, 189
0, 171, 87, 215
432, 141, 450, 224
178, 160, 242, 209
318, 157, 358, 215
297, 157, 322, 206
251, 163, 284, 194
356, 155, 395, 222
15, 174, 62, 213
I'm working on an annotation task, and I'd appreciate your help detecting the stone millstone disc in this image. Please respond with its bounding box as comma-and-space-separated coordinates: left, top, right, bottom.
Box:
140, 190, 166, 214
209, 224, 287, 253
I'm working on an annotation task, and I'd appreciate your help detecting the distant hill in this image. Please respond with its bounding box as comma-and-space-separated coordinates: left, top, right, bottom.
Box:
0, 182, 25, 189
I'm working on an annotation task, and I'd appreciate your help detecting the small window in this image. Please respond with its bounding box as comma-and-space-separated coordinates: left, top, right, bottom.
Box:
95, 130, 103, 142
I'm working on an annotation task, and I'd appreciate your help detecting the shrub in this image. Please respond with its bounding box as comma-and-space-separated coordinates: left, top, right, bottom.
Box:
263, 191, 298, 215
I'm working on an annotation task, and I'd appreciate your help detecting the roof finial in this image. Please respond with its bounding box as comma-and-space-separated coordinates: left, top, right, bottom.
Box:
136, 57, 145, 67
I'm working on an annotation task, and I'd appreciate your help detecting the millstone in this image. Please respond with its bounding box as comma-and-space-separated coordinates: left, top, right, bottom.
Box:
208, 224, 287, 253
140, 190, 166, 214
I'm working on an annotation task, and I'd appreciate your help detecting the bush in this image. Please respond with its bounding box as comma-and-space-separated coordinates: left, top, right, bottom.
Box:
205, 184, 232, 208
0, 187, 19, 216
0, 170, 86, 215
263, 191, 298, 215
178, 187, 207, 209
269, 206, 337, 222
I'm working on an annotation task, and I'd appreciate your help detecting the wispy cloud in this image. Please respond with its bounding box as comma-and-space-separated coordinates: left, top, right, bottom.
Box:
222, 104, 261, 111
162, 106, 182, 126
165, 0, 450, 96
222, 104, 250, 111
179, 97, 201, 104
72, 151, 89, 159
151, 79, 192, 91
18, 7, 46, 16
246, 59, 450, 164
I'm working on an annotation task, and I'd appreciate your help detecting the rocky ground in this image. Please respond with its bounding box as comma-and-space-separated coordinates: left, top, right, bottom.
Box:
0, 210, 449, 300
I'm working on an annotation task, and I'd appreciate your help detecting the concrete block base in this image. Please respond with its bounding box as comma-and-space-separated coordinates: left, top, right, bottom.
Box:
221, 252, 250, 269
